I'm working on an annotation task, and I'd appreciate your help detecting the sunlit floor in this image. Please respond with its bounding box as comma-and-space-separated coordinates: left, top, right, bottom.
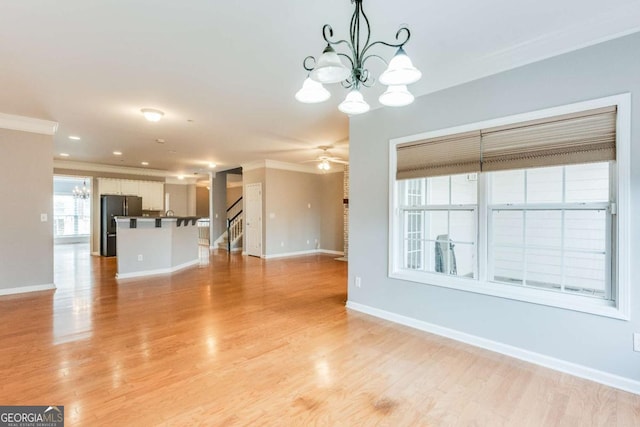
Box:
0, 246, 638, 425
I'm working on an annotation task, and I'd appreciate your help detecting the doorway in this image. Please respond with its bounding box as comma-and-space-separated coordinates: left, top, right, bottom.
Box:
244, 183, 262, 257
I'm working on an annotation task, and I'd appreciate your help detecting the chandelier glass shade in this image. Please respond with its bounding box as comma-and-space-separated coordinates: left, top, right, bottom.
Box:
297, 0, 421, 115
338, 88, 370, 115
378, 85, 414, 107
295, 77, 331, 103
73, 180, 91, 200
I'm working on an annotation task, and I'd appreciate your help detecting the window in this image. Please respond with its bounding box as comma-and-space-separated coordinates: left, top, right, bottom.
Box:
53, 176, 91, 239
390, 95, 630, 319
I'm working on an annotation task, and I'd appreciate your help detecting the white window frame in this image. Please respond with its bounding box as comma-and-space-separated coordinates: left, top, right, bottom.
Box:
388, 94, 631, 320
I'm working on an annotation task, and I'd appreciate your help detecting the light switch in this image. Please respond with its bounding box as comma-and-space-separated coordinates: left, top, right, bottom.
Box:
40, 213, 48, 222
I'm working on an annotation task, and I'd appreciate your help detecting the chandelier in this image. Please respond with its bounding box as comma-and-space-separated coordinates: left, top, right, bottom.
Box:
72, 180, 91, 200
296, 0, 422, 115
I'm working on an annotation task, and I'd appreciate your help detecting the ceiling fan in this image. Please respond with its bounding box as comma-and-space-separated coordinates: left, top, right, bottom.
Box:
303, 146, 348, 170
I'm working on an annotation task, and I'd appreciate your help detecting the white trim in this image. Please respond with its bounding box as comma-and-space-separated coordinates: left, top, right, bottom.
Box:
241, 159, 339, 175
389, 93, 631, 320
262, 249, 318, 259
0, 283, 56, 296
318, 249, 345, 256
115, 259, 199, 280
346, 301, 640, 396
262, 249, 344, 259
0, 113, 58, 135
91, 251, 100, 256
165, 177, 198, 185
54, 160, 169, 177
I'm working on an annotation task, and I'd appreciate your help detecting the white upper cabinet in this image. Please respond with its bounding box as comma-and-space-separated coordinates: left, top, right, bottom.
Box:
120, 179, 139, 196
98, 178, 164, 210
139, 181, 164, 211
98, 178, 121, 195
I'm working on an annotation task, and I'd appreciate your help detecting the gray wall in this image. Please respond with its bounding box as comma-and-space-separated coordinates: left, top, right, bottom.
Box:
226, 186, 243, 207
349, 32, 640, 381
320, 172, 344, 252
242, 167, 344, 256
196, 187, 209, 218
265, 168, 321, 255
211, 172, 228, 241
0, 128, 53, 290
165, 184, 189, 216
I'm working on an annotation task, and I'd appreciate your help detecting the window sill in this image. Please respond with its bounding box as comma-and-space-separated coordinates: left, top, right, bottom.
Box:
389, 269, 628, 320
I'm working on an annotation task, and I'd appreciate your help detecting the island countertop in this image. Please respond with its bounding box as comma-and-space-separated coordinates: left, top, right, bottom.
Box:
114, 216, 202, 279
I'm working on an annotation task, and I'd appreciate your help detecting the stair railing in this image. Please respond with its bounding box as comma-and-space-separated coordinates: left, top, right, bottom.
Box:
226, 197, 243, 252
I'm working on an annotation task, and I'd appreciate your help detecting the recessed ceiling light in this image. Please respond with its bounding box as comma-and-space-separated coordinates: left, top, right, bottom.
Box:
141, 161, 149, 166
68, 136, 81, 141
113, 151, 122, 156
141, 108, 164, 122
60, 153, 70, 157
177, 175, 184, 180
208, 162, 216, 169
155, 138, 165, 144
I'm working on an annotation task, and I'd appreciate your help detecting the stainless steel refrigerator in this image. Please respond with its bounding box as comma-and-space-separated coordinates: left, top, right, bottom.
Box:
100, 195, 143, 257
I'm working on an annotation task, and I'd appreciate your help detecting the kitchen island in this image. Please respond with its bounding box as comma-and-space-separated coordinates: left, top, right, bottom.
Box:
114, 216, 201, 279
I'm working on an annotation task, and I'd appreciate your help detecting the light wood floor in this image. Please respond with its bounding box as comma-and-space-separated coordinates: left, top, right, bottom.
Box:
0, 245, 638, 426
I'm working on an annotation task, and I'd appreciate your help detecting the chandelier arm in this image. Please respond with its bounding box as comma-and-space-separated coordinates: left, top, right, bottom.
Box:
361, 53, 388, 69
322, 24, 351, 48
303, 56, 317, 72
337, 52, 355, 69
361, 27, 411, 56
358, 0, 372, 57
358, 69, 375, 87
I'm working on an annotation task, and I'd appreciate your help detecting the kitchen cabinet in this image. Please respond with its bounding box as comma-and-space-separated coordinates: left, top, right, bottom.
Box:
98, 178, 121, 195
98, 178, 164, 211
139, 181, 164, 211
120, 180, 139, 196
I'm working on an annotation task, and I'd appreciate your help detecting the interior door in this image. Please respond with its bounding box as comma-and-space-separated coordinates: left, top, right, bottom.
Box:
245, 183, 262, 257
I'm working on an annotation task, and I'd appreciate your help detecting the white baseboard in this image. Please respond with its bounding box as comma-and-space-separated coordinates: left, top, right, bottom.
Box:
91, 251, 100, 256
262, 249, 344, 260
0, 283, 56, 296
346, 300, 640, 396
318, 249, 344, 256
116, 259, 199, 280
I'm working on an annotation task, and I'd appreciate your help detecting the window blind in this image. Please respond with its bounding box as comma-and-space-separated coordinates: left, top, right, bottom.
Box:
481, 106, 616, 171
395, 106, 617, 179
396, 131, 481, 180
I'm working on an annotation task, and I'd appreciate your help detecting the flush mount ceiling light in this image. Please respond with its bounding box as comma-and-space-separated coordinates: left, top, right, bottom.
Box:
68, 135, 81, 141
297, 0, 421, 115
208, 162, 217, 169
318, 159, 331, 171
141, 108, 164, 122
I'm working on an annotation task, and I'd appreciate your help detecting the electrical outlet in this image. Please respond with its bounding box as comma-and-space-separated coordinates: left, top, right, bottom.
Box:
634, 333, 640, 352
40, 213, 48, 222
355, 276, 361, 288
137, 254, 143, 261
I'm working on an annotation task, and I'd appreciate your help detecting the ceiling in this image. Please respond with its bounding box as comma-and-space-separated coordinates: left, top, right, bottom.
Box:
1, 1, 639, 177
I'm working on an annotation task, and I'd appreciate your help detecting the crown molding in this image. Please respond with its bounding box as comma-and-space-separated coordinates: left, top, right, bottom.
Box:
54, 160, 170, 177
241, 159, 342, 174
0, 113, 58, 135
165, 177, 197, 185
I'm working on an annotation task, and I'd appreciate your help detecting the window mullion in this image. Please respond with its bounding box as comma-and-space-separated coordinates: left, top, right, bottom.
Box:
478, 173, 488, 282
